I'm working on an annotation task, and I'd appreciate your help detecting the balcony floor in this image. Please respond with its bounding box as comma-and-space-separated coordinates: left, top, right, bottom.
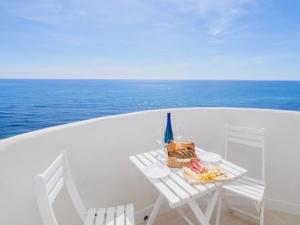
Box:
138, 205, 300, 225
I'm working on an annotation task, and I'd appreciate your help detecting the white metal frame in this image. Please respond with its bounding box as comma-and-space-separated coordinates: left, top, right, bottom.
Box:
217, 125, 265, 225
35, 152, 134, 225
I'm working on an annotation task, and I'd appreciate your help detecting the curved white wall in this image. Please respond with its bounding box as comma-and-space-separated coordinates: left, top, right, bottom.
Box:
0, 108, 299, 225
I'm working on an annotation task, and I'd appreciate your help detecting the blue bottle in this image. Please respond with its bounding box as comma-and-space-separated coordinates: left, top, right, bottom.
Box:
164, 112, 174, 144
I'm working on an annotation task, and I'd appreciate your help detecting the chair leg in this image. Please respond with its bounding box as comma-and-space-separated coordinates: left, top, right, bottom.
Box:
260, 200, 264, 225
215, 193, 222, 225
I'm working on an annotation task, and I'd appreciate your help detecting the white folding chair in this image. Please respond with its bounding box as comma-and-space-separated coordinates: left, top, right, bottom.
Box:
35, 152, 134, 225
216, 125, 265, 225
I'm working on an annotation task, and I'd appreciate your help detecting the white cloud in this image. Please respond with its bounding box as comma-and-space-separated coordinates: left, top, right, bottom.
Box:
170, 0, 258, 36
0, 0, 157, 26
1, 0, 258, 36
3, 0, 297, 81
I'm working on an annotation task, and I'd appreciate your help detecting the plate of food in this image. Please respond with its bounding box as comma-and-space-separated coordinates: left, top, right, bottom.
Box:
182, 159, 228, 184
144, 163, 171, 179
201, 152, 222, 164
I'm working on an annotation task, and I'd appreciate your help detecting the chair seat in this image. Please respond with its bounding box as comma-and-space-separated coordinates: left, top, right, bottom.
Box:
223, 176, 265, 202
84, 204, 134, 225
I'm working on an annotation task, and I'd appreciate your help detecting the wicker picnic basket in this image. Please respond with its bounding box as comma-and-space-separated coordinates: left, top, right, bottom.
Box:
166, 141, 198, 168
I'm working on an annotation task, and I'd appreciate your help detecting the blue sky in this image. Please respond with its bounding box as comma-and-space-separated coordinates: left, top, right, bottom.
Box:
0, 0, 299, 80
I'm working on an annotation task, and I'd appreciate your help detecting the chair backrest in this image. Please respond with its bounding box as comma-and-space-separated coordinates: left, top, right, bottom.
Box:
35, 152, 87, 225
225, 125, 265, 181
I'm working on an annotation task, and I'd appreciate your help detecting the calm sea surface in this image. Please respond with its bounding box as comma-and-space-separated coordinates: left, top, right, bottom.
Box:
0, 79, 300, 139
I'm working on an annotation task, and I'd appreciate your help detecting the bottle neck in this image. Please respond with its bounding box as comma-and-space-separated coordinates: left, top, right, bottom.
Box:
167, 113, 171, 124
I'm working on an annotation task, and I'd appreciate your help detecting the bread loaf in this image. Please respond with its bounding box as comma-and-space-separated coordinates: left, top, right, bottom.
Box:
167, 141, 196, 159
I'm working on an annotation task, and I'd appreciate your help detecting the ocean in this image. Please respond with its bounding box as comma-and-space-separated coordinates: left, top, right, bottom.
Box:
0, 79, 299, 139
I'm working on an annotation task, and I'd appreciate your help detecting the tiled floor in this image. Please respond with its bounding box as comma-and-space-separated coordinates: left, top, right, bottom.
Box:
139, 206, 300, 225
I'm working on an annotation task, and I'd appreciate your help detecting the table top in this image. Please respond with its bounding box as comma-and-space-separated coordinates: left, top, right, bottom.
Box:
129, 148, 247, 208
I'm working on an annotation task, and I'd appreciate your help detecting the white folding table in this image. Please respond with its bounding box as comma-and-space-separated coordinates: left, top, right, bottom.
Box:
129, 148, 247, 225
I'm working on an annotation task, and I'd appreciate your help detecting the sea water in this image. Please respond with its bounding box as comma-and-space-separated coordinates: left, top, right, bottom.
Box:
0, 79, 299, 139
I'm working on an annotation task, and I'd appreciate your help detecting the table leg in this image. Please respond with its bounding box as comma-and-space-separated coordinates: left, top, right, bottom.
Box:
176, 208, 195, 225
187, 199, 210, 225
215, 189, 223, 225
205, 189, 220, 220
146, 194, 164, 225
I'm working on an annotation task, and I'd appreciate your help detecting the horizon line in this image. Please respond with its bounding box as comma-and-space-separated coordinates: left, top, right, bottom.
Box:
0, 78, 300, 81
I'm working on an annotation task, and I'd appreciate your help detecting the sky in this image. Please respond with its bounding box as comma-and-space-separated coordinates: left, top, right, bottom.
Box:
0, 0, 299, 80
